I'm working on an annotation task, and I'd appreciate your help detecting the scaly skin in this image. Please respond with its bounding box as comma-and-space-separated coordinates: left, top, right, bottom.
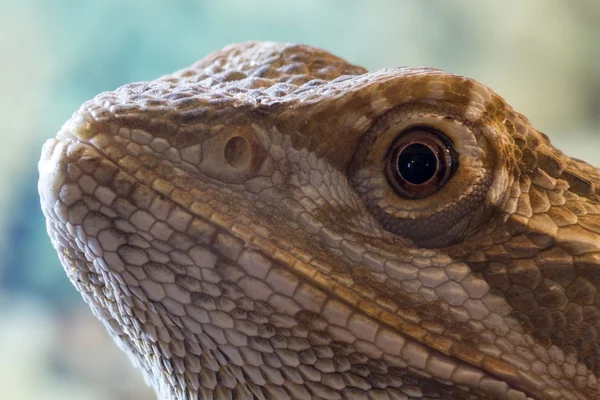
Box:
38, 42, 600, 400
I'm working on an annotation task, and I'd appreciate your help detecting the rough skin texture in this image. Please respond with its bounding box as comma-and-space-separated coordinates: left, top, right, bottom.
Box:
38, 42, 600, 400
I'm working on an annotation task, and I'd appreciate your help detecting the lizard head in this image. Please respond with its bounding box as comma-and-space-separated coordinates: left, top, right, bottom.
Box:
39, 42, 600, 399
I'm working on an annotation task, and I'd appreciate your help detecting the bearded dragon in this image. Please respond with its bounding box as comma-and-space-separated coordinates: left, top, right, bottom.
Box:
38, 42, 600, 400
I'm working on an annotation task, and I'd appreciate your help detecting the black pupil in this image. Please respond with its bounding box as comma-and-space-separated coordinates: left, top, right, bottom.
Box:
397, 143, 438, 185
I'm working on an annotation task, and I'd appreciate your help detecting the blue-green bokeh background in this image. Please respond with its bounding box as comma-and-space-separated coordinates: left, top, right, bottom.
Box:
1, 1, 599, 399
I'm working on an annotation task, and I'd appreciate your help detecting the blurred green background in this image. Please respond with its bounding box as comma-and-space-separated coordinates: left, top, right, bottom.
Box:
1, 1, 599, 399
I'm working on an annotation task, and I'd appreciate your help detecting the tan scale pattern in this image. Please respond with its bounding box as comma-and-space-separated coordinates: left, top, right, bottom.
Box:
38, 42, 600, 399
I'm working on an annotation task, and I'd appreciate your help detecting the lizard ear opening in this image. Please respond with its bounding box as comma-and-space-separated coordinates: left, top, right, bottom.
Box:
349, 103, 507, 248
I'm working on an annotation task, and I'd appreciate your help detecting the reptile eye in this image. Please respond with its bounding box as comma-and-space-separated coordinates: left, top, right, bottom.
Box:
386, 128, 455, 199
350, 103, 495, 248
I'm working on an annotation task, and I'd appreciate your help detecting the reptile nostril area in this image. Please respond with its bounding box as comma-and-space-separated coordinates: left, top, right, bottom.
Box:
199, 128, 266, 184
224, 135, 251, 169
